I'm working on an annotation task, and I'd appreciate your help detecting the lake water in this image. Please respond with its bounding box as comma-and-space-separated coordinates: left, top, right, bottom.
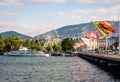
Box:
0, 56, 119, 82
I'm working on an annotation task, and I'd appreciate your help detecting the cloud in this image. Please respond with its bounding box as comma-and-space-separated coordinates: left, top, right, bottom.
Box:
73, 5, 120, 15
75, 0, 120, 4
109, 15, 120, 21
28, 0, 67, 3
58, 12, 67, 16
0, 0, 24, 6
0, 9, 24, 18
0, 21, 63, 36
0, 2, 8, 6
58, 5, 120, 21
0, 0, 120, 7
57, 11, 82, 19
0, 0, 67, 7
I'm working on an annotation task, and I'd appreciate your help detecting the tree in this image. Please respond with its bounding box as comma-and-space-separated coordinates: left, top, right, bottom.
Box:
0, 35, 2, 39
30, 44, 43, 51
0, 36, 5, 52
4, 36, 21, 52
53, 42, 62, 52
46, 44, 53, 52
61, 38, 74, 53
22, 39, 32, 49
38, 39, 45, 46
36, 45, 43, 51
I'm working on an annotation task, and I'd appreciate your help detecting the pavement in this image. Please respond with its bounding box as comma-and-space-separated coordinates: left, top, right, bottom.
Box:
92, 53, 120, 60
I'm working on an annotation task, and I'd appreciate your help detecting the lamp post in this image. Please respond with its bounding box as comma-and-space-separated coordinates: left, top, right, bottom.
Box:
118, 16, 120, 55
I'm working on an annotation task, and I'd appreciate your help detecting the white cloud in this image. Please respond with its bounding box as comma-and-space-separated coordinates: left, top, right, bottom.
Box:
0, 0, 120, 7
58, 12, 67, 16
57, 11, 82, 19
0, 0, 24, 6
75, 0, 120, 4
0, 2, 8, 6
0, 0, 67, 7
75, 0, 95, 4
58, 5, 120, 19
28, 0, 67, 3
73, 5, 120, 15
0, 9, 24, 18
5, 0, 23, 6
109, 15, 120, 21
91, 16, 98, 20
0, 21, 63, 36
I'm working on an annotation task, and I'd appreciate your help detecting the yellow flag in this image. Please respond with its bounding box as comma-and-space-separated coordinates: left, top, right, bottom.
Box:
94, 22, 111, 37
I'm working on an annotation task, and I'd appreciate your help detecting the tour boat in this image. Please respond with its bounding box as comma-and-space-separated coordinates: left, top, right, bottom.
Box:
9, 47, 49, 57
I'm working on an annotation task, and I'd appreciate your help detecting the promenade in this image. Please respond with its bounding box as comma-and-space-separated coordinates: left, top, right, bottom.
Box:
77, 51, 120, 59
90, 53, 120, 60
78, 52, 120, 65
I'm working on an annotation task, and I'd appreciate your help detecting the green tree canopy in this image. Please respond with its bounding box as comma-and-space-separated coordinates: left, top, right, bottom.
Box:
0, 39, 5, 52
4, 36, 21, 52
36, 45, 43, 51
61, 38, 74, 53
22, 39, 32, 49
53, 42, 62, 52
0, 35, 2, 39
30, 44, 43, 51
46, 44, 53, 52
38, 39, 45, 46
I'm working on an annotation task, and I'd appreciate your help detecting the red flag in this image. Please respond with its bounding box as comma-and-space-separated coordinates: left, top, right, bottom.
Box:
100, 20, 116, 33
94, 22, 111, 37
86, 32, 98, 40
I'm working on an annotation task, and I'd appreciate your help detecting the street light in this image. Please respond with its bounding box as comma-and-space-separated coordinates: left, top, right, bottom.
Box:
118, 16, 120, 55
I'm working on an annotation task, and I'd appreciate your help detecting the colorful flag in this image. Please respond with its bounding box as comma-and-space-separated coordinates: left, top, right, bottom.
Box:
79, 38, 85, 46
94, 20, 116, 37
73, 43, 78, 49
86, 32, 98, 40
94, 22, 111, 37
100, 20, 116, 33
73, 42, 81, 49
81, 37, 90, 45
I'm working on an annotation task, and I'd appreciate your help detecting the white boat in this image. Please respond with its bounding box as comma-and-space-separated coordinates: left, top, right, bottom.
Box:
9, 47, 49, 57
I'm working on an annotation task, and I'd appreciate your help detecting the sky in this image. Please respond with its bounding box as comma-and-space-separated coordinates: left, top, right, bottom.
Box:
0, 0, 120, 37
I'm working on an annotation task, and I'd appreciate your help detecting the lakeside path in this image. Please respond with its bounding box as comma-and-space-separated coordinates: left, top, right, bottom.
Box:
78, 53, 120, 65
92, 53, 120, 60
78, 52, 120, 62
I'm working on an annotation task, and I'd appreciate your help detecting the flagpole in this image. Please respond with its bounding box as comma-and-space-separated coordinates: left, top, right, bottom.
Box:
97, 37, 99, 53
118, 16, 120, 55
105, 37, 108, 53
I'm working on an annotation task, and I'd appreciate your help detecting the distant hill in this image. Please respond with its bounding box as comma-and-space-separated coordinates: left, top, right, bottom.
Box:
0, 31, 32, 39
34, 21, 119, 39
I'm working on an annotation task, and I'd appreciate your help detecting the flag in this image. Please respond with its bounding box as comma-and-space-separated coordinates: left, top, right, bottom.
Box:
73, 37, 86, 49
100, 20, 116, 33
79, 38, 85, 46
73, 42, 81, 49
94, 22, 111, 37
94, 20, 116, 37
73, 43, 78, 49
86, 32, 98, 40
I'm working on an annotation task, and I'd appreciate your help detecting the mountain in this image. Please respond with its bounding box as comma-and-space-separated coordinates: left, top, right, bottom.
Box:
34, 21, 119, 39
0, 31, 32, 39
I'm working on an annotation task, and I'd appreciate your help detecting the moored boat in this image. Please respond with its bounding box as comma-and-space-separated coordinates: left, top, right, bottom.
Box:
8, 47, 49, 57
